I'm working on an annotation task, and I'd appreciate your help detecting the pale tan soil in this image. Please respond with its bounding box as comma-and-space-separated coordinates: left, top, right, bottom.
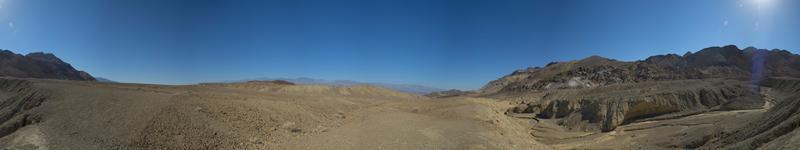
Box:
0, 78, 551, 149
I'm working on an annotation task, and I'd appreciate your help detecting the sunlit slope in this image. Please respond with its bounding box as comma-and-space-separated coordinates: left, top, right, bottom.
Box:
0, 78, 550, 149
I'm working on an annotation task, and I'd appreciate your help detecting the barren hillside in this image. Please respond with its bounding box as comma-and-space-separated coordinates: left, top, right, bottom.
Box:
0, 50, 94, 81
478, 46, 800, 149
0, 77, 550, 149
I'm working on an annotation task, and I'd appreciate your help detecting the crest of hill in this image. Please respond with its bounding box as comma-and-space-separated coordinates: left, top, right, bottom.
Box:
0, 50, 95, 81
229, 77, 445, 95
201, 80, 423, 99
480, 45, 800, 95
479, 55, 626, 94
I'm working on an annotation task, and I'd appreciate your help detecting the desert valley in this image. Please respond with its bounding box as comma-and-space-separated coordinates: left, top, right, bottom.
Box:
0, 45, 798, 149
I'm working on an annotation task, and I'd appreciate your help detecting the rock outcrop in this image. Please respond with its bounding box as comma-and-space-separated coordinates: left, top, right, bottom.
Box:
507, 79, 759, 131
0, 78, 48, 138
487, 45, 800, 133
0, 50, 95, 81
702, 78, 800, 149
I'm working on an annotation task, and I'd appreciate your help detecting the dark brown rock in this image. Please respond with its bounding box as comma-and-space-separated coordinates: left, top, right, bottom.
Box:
480, 45, 800, 95
0, 50, 95, 81
507, 79, 759, 132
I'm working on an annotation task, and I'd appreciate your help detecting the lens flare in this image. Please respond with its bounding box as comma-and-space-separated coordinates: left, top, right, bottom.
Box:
751, 49, 766, 87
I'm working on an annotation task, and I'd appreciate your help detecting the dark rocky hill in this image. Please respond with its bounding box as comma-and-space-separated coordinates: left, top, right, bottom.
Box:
480, 45, 800, 95
0, 50, 95, 81
483, 45, 800, 149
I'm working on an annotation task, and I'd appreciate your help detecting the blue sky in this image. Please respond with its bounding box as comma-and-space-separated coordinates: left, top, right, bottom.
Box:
0, 0, 798, 90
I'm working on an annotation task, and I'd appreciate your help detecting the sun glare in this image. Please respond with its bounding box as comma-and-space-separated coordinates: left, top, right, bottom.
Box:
752, 0, 775, 10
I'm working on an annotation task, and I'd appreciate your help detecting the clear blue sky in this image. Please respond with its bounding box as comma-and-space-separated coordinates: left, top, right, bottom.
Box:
1, 0, 798, 90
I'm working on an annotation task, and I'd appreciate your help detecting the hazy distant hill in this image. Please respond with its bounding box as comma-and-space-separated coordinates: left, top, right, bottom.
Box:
95, 77, 117, 83
232, 77, 445, 95
0, 50, 95, 81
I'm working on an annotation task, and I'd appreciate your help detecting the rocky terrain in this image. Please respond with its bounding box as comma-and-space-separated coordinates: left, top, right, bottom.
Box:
0, 50, 95, 81
506, 79, 760, 132
521, 77, 800, 149
481, 45, 800, 94
0, 77, 550, 149
0, 45, 799, 149
481, 45, 800, 149
702, 77, 800, 149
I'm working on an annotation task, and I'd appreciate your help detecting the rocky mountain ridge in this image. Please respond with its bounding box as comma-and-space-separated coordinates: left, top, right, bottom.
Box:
0, 50, 95, 81
481, 45, 800, 95
484, 45, 800, 145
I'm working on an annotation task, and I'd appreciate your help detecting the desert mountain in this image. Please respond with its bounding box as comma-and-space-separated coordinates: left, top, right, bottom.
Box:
0, 50, 95, 81
485, 45, 800, 149
231, 77, 445, 95
481, 45, 800, 95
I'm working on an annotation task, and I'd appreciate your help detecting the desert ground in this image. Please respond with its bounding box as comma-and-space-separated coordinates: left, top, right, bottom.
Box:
0, 77, 552, 149
1, 76, 798, 149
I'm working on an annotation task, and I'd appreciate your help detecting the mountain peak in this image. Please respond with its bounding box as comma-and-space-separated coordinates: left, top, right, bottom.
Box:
0, 49, 95, 81
584, 55, 609, 60
481, 45, 800, 94
722, 44, 740, 50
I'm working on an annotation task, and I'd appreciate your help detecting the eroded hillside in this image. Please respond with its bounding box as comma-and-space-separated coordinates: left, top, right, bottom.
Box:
478, 46, 800, 149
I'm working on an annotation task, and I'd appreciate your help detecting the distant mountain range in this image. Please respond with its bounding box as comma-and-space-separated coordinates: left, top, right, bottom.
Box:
0, 50, 95, 81
95, 77, 117, 83
230, 77, 445, 95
